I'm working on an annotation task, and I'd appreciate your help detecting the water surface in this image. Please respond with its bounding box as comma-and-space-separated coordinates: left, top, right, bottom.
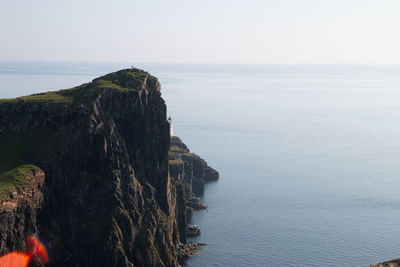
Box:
1, 62, 400, 266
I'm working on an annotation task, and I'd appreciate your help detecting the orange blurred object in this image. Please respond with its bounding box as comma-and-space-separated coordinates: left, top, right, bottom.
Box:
26, 236, 49, 264
0, 236, 49, 267
0, 252, 31, 267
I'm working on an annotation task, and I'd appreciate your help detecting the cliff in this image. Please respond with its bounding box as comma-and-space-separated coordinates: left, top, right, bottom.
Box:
0, 69, 218, 266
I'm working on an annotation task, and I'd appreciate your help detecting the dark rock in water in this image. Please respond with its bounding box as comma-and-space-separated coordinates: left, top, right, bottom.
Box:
0, 68, 218, 266
186, 224, 201, 237
175, 242, 203, 264
186, 192, 207, 210
371, 259, 400, 267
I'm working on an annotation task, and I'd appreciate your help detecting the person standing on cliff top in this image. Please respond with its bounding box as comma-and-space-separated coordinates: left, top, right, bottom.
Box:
168, 116, 174, 137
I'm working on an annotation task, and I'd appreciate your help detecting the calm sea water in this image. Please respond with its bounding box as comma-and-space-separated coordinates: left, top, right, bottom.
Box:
1, 62, 400, 266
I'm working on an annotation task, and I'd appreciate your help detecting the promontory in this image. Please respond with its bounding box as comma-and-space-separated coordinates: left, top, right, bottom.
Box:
0, 68, 218, 266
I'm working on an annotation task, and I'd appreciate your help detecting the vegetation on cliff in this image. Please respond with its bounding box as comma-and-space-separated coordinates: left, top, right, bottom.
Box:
0, 68, 157, 104
0, 164, 40, 193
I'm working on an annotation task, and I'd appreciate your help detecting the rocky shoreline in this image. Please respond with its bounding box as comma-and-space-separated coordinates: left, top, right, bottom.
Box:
168, 135, 219, 262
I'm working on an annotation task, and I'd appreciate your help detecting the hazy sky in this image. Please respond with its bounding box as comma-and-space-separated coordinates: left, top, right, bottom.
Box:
1, 0, 399, 64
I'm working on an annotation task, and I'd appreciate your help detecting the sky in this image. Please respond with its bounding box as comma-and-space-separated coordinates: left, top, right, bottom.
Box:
0, 0, 399, 64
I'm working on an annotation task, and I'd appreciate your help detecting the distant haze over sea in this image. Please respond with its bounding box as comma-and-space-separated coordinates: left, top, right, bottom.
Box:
1, 62, 400, 266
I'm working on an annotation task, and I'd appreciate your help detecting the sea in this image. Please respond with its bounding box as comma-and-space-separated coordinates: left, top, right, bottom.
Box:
1, 61, 400, 266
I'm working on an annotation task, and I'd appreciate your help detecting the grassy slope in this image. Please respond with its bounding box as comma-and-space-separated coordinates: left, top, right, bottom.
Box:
168, 159, 184, 165
0, 69, 155, 104
168, 145, 187, 165
0, 164, 40, 193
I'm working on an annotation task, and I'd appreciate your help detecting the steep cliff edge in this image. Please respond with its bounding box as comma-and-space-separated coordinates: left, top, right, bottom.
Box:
0, 69, 218, 266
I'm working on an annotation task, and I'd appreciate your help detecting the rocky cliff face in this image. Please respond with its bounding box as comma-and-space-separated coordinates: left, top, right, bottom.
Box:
0, 165, 45, 255
168, 136, 219, 263
169, 136, 218, 216
0, 69, 218, 266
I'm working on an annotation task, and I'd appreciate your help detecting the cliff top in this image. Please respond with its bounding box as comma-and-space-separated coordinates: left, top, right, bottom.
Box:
0, 68, 158, 194
0, 68, 158, 104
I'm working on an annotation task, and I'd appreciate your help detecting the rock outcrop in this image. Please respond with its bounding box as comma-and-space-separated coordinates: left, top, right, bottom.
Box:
175, 242, 205, 262
186, 224, 201, 237
169, 136, 218, 217
372, 259, 400, 267
0, 165, 45, 256
0, 69, 218, 266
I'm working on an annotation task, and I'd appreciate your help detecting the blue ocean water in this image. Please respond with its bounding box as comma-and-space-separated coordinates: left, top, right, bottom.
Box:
1, 62, 400, 266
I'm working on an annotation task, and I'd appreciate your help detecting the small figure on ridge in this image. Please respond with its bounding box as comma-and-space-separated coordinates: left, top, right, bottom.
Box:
168, 116, 174, 137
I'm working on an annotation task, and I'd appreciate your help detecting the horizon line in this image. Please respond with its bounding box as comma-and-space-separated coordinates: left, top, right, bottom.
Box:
1, 60, 400, 67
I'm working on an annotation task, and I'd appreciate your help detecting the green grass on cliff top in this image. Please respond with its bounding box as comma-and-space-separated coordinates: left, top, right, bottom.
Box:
169, 145, 185, 152
0, 164, 39, 193
0, 69, 156, 104
168, 159, 183, 165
